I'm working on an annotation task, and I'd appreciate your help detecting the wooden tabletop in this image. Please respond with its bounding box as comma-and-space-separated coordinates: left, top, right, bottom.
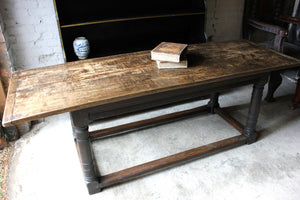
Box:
3, 40, 300, 127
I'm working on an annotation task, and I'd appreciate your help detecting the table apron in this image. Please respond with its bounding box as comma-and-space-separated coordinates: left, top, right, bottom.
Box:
76, 74, 268, 123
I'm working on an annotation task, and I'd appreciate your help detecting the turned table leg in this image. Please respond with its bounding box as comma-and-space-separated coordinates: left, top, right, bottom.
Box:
265, 71, 282, 102
243, 76, 268, 144
207, 92, 220, 114
70, 111, 101, 194
292, 78, 300, 109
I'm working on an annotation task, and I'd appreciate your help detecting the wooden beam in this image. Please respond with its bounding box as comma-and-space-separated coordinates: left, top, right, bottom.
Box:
61, 12, 205, 28
0, 80, 6, 116
0, 80, 7, 148
215, 107, 244, 133
99, 135, 247, 189
90, 105, 208, 140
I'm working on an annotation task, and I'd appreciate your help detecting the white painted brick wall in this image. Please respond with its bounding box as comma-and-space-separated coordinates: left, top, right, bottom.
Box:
0, 0, 64, 70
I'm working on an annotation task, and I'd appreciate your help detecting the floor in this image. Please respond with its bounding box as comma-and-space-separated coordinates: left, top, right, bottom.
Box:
0, 145, 12, 200
8, 79, 300, 200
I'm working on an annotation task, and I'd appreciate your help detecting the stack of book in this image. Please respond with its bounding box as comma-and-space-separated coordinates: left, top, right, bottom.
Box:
151, 42, 188, 69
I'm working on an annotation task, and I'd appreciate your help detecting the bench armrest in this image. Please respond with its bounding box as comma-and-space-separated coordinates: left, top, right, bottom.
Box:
248, 19, 287, 52
248, 19, 287, 36
280, 15, 300, 25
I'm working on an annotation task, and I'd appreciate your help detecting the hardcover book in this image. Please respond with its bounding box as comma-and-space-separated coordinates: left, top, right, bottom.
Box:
151, 42, 188, 63
156, 60, 188, 69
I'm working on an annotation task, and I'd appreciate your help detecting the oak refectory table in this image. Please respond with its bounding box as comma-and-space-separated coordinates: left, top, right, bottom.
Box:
3, 40, 300, 194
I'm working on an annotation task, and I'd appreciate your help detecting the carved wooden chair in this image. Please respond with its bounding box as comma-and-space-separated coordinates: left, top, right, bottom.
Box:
248, 8, 300, 109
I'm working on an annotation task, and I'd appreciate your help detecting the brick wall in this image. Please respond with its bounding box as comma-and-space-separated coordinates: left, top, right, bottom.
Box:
0, 0, 65, 71
0, 13, 19, 140
1, 13, 32, 139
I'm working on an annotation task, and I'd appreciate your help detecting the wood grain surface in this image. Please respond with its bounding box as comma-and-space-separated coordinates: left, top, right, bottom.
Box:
3, 40, 300, 126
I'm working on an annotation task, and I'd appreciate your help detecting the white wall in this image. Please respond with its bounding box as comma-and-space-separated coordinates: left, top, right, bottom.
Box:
0, 0, 64, 70
0, 0, 245, 71
205, 0, 245, 41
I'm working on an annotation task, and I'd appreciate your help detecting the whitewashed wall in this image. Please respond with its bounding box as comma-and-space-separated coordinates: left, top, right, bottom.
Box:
0, 0, 245, 71
0, 0, 64, 70
206, 0, 245, 41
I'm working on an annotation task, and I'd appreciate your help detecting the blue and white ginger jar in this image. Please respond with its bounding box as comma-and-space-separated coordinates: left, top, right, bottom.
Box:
73, 37, 90, 59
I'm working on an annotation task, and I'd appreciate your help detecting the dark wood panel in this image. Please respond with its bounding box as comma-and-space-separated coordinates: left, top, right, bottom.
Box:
61, 15, 206, 61
54, 0, 206, 62
55, 0, 205, 25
